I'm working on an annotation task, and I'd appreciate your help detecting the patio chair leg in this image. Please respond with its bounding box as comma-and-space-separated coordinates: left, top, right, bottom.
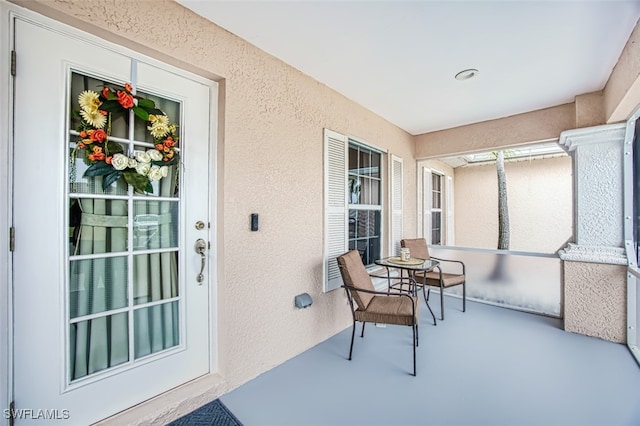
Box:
348, 320, 356, 361
412, 324, 416, 376
440, 285, 445, 321
463, 282, 466, 312
360, 322, 366, 337
422, 286, 436, 325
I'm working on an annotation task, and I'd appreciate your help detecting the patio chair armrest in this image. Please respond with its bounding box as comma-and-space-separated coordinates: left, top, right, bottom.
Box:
430, 257, 465, 274
341, 284, 416, 301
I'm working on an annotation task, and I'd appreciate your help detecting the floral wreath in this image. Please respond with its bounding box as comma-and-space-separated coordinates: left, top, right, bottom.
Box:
71, 82, 179, 194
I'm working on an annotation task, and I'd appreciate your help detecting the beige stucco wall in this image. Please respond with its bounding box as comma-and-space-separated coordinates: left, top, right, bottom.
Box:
564, 261, 627, 343
414, 103, 576, 159
9, 0, 416, 420
605, 18, 640, 123
454, 155, 573, 253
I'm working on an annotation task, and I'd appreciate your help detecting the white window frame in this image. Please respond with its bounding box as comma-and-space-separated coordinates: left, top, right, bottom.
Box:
431, 171, 444, 245
324, 129, 398, 292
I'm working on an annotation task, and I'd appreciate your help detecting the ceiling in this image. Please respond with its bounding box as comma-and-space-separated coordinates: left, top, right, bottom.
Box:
176, 0, 640, 136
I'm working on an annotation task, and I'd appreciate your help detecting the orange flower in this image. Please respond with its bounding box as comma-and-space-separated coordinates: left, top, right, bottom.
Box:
163, 137, 176, 147
79, 131, 87, 138
90, 129, 107, 143
106, 156, 113, 165
88, 151, 105, 161
78, 142, 85, 149
124, 83, 133, 93
102, 87, 110, 98
92, 146, 103, 154
99, 110, 107, 116
117, 91, 134, 109
155, 144, 164, 151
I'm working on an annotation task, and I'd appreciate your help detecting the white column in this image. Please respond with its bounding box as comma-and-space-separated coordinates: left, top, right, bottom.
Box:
558, 123, 627, 265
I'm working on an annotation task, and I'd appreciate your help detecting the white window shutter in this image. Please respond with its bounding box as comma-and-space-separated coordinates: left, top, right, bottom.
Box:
324, 129, 348, 292
390, 155, 403, 256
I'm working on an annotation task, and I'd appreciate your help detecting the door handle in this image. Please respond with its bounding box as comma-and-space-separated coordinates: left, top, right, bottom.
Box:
195, 238, 207, 284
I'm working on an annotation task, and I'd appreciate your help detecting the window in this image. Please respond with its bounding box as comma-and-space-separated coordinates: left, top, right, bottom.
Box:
323, 129, 402, 292
431, 172, 443, 245
348, 143, 381, 266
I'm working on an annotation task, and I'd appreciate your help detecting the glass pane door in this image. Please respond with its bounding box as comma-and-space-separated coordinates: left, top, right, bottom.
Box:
67, 72, 182, 381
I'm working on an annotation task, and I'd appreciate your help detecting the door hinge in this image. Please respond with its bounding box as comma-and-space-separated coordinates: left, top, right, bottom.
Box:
10, 50, 16, 77
8, 401, 15, 426
9, 227, 15, 252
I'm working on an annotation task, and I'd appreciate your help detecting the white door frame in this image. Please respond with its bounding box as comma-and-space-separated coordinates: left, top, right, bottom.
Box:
0, 2, 219, 423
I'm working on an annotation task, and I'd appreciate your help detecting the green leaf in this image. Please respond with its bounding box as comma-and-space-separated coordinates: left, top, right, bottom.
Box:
84, 161, 114, 177
132, 106, 149, 121
101, 100, 123, 113
102, 170, 123, 189
137, 98, 156, 109
104, 141, 124, 157
146, 107, 164, 115
123, 170, 153, 194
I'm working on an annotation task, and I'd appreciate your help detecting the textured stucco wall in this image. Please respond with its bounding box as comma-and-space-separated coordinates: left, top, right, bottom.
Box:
414, 103, 576, 159
453, 156, 573, 253
605, 17, 640, 123
575, 91, 605, 128
10, 0, 416, 420
564, 261, 627, 343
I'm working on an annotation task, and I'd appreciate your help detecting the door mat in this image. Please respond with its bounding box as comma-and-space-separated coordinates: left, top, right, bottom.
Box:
169, 399, 242, 426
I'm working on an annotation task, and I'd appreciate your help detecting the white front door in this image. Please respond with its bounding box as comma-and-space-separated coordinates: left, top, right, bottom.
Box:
11, 14, 215, 424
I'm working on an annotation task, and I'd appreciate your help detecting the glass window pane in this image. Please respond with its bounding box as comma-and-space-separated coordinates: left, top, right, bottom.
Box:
349, 210, 357, 239
432, 191, 441, 209
70, 73, 130, 140
361, 177, 371, 205
133, 200, 178, 250
132, 252, 179, 305
133, 91, 181, 146
370, 152, 380, 178
348, 147, 358, 174
69, 256, 128, 318
359, 149, 371, 176
70, 199, 128, 255
134, 301, 179, 359
349, 176, 361, 204
370, 179, 380, 205
70, 312, 129, 380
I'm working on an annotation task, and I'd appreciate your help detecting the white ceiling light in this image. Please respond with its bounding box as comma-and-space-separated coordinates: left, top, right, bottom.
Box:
455, 68, 479, 80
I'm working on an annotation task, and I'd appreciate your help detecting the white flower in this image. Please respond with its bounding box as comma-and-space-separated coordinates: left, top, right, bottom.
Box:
128, 158, 137, 168
80, 109, 107, 129
135, 162, 151, 176
148, 165, 163, 182
135, 151, 151, 164
111, 153, 129, 171
148, 149, 163, 162
160, 166, 169, 178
